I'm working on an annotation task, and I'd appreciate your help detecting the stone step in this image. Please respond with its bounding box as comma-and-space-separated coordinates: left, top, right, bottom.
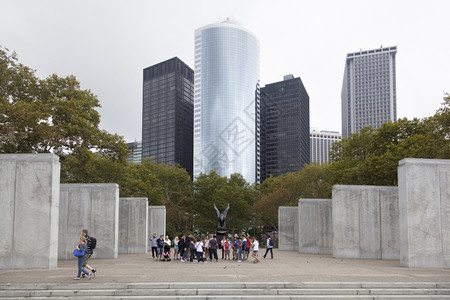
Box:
1, 282, 449, 299
1, 282, 449, 290
1, 289, 449, 298
2, 295, 450, 300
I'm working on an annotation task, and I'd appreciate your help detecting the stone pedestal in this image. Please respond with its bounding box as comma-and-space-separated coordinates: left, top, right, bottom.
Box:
298, 199, 332, 254
278, 206, 298, 251
399, 158, 450, 268
119, 198, 148, 254
147, 206, 166, 250
0, 154, 60, 269
332, 185, 399, 259
59, 184, 119, 259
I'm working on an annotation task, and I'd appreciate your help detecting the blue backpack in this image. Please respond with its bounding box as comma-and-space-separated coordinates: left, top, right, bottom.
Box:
73, 248, 85, 257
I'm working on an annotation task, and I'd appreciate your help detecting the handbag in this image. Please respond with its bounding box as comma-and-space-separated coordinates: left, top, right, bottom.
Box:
73, 248, 85, 257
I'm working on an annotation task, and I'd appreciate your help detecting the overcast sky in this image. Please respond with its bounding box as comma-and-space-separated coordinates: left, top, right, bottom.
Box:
1, 0, 449, 142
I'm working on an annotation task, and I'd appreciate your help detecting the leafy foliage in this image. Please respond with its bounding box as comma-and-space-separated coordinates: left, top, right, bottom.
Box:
0, 46, 129, 184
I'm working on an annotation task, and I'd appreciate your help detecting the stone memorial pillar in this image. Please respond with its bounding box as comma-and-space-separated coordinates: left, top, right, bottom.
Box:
332, 185, 399, 259
278, 206, 298, 251
119, 198, 148, 254
147, 206, 166, 250
59, 183, 119, 259
399, 158, 450, 268
298, 199, 332, 254
0, 154, 60, 269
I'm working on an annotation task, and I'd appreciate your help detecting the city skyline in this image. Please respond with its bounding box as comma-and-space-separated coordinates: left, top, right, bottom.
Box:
0, 1, 449, 143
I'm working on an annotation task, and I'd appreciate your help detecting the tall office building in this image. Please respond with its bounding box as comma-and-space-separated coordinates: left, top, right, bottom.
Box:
260, 75, 310, 182
142, 57, 194, 177
341, 46, 397, 138
126, 141, 142, 164
310, 130, 341, 165
193, 20, 260, 183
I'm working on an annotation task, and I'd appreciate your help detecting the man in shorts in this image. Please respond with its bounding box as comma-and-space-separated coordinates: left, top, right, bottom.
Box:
81, 229, 97, 277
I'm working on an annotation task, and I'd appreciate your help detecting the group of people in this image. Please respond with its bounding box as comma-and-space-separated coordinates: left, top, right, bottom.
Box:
149, 234, 275, 264
74, 229, 97, 280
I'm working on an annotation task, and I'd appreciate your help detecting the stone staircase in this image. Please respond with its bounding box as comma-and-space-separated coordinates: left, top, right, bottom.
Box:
1, 282, 450, 299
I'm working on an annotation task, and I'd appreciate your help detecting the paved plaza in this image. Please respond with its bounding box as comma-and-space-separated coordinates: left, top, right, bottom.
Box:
1, 250, 450, 284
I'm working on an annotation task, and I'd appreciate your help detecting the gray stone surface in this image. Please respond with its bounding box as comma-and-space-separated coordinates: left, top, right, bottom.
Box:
119, 198, 148, 254
298, 199, 332, 254
332, 185, 399, 259
59, 183, 119, 259
278, 206, 299, 251
398, 158, 450, 268
0, 154, 60, 269
147, 206, 166, 250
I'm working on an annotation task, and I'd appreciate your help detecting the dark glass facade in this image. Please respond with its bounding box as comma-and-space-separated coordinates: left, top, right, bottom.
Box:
142, 57, 194, 177
260, 76, 310, 182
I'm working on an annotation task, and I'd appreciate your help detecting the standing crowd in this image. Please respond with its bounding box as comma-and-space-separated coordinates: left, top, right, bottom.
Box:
72, 231, 274, 279
149, 234, 275, 264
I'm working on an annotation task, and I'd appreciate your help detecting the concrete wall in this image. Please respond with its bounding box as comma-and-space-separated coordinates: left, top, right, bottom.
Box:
147, 206, 166, 250
0, 154, 60, 269
399, 158, 450, 268
119, 198, 148, 254
278, 206, 298, 251
298, 199, 332, 254
332, 185, 399, 260
59, 184, 119, 259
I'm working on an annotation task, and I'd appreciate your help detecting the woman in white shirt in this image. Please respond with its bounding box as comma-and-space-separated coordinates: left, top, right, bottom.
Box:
251, 236, 260, 263
195, 238, 206, 263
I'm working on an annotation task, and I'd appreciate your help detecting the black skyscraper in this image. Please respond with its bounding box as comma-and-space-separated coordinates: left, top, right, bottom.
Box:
260, 75, 310, 182
142, 57, 194, 177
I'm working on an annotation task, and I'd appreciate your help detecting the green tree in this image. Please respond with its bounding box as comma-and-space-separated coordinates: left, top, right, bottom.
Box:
0, 46, 129, 183
254, 163, 334, 230
119, 158, 193, 238
330, 96, 450, 186
192, 171, 257, 236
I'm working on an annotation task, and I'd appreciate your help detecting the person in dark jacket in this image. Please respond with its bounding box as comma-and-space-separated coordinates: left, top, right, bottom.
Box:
156, 235, 164, 261
178, 235, 186, 262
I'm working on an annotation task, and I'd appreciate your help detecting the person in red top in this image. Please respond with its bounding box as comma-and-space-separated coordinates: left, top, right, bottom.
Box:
224, 239, 230, 260
245, 236, 251, 260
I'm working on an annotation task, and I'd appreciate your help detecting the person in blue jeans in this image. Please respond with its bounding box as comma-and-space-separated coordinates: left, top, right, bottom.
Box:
237, 237, 243, 262
75, 236, 91, 280
156, 235, 164, 261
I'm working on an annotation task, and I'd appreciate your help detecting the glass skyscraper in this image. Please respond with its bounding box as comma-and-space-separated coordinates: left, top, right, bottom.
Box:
341, 46, 397, 138
142, 57, 194, 177
260, 75, 310, 182
193, 20, 260, 183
